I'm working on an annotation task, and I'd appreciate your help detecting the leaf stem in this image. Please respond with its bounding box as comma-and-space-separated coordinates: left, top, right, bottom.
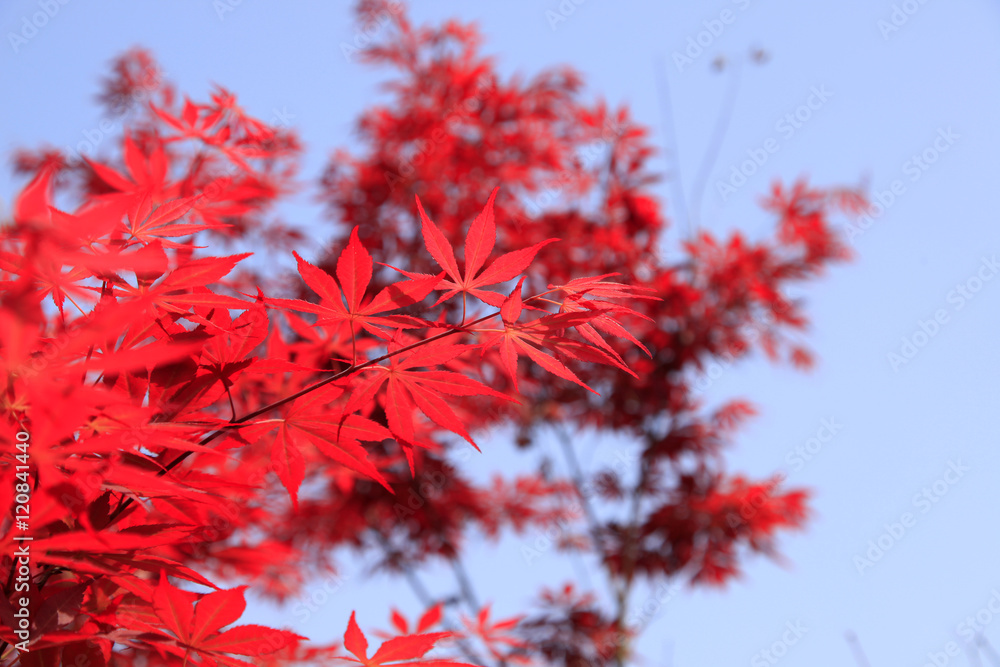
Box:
104, 295, 543, 525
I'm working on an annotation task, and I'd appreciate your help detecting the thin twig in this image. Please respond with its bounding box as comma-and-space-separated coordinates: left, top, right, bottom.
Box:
688, 57, 743, 232
446, 556, 509, 667
978, 634, 1000, 667
969, 638, 984, 667
554, 426, 604, 559
373, 532, 489, 667
654, 55, 692, 240
104, 303, 520, 526
448, 557, 481, 613
612, 459, 648, 667
554, 424, 638, 667
845, 630, 872, 667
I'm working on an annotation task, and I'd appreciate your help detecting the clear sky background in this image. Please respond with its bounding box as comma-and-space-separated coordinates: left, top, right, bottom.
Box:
3, 2, 1000, 666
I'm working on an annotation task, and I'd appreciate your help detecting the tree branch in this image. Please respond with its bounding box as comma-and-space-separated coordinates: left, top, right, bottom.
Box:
373, 532, 490, 667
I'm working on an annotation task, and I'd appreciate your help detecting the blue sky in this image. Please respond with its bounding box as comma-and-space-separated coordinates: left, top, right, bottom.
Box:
3, 1, 1000, 666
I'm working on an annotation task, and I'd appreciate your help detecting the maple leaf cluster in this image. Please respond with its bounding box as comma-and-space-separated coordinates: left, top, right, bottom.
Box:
0, 2, 866, 666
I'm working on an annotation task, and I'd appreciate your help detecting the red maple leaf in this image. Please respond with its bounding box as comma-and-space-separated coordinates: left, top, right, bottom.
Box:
239, 384, 393, 506
339, 611, 473, 667
381, 604, 445, 639
415, 187, 557, 317
479, 278, 633, 395
148, 574, 304, 666
343, 333, 514, 469
268, 227, 443, 362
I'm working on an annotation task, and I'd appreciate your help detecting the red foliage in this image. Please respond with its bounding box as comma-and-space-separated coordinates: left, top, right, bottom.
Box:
0, 2, 864, 665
